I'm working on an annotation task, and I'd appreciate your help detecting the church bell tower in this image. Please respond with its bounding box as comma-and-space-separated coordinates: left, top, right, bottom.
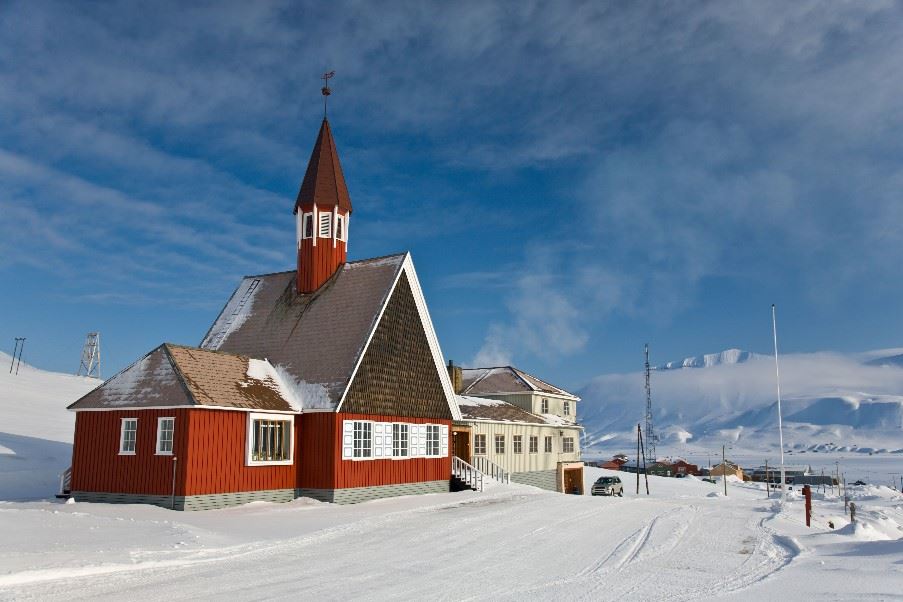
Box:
294, 75, 352, 293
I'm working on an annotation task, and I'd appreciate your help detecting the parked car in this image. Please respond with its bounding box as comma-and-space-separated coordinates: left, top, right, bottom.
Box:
591, 476, 624, 497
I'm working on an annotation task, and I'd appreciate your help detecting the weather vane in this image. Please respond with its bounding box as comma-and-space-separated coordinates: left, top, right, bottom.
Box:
321, 70, 335, 118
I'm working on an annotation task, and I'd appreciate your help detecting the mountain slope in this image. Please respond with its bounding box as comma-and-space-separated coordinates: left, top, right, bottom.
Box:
579, 349, 903, 455
0, 352, 100, 500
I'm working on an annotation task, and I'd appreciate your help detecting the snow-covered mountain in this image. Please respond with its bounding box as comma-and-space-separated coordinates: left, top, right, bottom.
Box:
579, 348, 903, 456
657, 348, 765, 370
0, 352, 100, 500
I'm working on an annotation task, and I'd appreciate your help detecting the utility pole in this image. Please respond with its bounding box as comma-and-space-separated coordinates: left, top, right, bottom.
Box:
765, 459, 770, 499
771, 305, 787, 499
9, 338, 25, 375
636, 423, 641, 495
723, 444, 728, 496
644, 344, 657, 461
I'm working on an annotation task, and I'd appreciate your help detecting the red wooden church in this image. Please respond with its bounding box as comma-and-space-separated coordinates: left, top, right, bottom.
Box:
67, 117, 462, 510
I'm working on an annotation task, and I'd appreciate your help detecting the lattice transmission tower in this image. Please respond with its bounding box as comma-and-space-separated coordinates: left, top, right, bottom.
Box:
77, 332, 101, 378
644, 343, 657, 461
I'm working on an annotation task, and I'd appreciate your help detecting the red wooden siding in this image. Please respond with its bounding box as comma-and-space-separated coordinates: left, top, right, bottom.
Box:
296, 203, 347, 293
182, 409, 297, 495
297, 412, 452, 490
71, 409, 190, 496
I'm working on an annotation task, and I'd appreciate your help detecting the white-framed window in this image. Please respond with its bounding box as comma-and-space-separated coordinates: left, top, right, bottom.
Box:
393, 423, 409, 457
474, 434, 487, 455
302, 213, 314, 239
426, 425, 441, 456
513, 435, 523, 454
563, 437, 575, 454
529, 436, 538, 454
246, 413, 293, 466
354, 421, 372, 458
564, 401, 571, 416
495, 434, 505, 454
119, 418, 137, 455
156, 417, 174, 455
341, 421, 446, 460
319, 212, 332, 238
544, 436, 553, 453
541, 398, 549, 413
336, 214, 346, 241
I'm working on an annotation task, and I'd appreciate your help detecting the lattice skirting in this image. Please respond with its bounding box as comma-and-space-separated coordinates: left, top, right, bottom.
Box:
71, 481, 450, 511
510, 469, 559, 492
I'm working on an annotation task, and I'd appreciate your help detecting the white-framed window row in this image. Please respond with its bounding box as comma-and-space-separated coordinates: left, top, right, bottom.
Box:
246, 413, 294, 466
342, 420, 448, 461
119, 418, 138, 455
156, 417, 175, 455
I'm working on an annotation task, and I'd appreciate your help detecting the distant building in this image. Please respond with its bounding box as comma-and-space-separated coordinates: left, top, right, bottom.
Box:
709, 461, 744, 480
748, 465, 810, 484
660, 458, 699, 476
448, 364, 584, 494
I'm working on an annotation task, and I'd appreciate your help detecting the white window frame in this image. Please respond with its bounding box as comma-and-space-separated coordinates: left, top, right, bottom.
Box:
426, 424, 441, 457
513, 434, 523, 454
541, 398, 549, 413
564, 401, 570, 416
301, 212, 314, 240
494, 434, 505, 455
544, 436, 553, 453
392, 423, 409, 458
318, 212, 332, 239
529, 435, 538, 454
563, 437, 575, 454
335, 214, 346, 242
353, 420, 373, 459
155, 417, 175, 455
246, 412, 294, 466
119, 418, 137, 455
474, 434, 487, 455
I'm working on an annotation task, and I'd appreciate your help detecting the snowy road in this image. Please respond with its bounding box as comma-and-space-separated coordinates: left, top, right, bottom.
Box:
0, 474, 798, 601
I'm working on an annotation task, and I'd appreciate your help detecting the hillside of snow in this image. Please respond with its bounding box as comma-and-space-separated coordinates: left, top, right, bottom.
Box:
0, 352, 100, 500
580, 348, 903, 457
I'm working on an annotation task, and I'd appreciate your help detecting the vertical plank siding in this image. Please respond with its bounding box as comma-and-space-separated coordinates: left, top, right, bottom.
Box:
296, 412, 451, 490
71, 409, 189, 496
296, 203, 347, 293
183, 409, 295, 496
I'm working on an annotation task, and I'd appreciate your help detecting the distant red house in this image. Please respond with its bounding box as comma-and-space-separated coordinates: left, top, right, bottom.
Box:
666, 459, 700, 476
598, 458, 627, 470
67, 118, 461, 510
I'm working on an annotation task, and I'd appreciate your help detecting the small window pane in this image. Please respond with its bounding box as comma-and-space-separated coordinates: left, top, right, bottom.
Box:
474, 434, 486, 455
120, 419, 137, 453
544, 436, 553, 453
354, 422, 372, 458
513, 435, 523, 454
303, 214, 313, 239
251, 419, 290, 462
157, 418, 174, 454
494, 434, 505, 455
529, 436, 538, 453
393, 424, 408, 457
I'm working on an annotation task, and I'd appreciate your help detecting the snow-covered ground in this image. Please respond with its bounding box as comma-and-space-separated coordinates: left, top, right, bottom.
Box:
0, 352, 98, 500
1, 356, 902, 600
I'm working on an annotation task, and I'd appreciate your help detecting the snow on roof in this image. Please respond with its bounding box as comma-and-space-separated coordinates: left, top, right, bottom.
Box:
460, 366, 579, 400
455, 395, 579, 427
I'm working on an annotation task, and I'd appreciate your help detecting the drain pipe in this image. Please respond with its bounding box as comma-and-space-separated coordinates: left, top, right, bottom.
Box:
171, 456, 178, 510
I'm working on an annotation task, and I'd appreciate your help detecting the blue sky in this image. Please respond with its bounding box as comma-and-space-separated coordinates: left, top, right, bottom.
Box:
2, 1, 903, 390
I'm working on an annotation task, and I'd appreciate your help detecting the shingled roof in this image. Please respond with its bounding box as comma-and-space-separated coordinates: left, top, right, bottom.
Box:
68, 344, 298, 412
456, 395, 577, 426
294, 118, 352, 214
200, 254, 406, 406
460, 366, 579, 400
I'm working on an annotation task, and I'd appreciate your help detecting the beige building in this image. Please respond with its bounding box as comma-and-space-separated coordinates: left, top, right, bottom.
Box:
710, 461, 744, 480
448, 363, 584, 494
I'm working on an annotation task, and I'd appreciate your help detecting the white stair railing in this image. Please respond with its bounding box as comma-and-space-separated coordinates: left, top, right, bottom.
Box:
472, 456, 510, 484
58, 466, 72, 496
452, 456, 483, 492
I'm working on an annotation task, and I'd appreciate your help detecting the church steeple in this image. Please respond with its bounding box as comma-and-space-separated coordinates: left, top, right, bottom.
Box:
295, 117, 352, 293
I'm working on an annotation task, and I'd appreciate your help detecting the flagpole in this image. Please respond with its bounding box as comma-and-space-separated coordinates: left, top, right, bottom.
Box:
772, 304, 786, 499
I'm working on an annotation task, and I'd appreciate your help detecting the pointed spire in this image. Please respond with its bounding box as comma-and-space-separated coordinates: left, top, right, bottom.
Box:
294, 118, 352, 214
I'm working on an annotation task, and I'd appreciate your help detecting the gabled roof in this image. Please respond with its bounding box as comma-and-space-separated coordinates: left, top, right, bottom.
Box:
68, 344, 298, 412
455, 395, 578, 427
460, 366, 579, 400
294, 118, 352, 213
200, 253, 461, 419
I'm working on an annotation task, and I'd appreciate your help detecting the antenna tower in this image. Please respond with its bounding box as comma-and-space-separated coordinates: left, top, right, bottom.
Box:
77, 332, 101, 378
644, 343, 657, 461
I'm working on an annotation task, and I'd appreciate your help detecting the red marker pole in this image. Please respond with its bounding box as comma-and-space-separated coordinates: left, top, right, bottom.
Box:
803, 485, 812, 527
